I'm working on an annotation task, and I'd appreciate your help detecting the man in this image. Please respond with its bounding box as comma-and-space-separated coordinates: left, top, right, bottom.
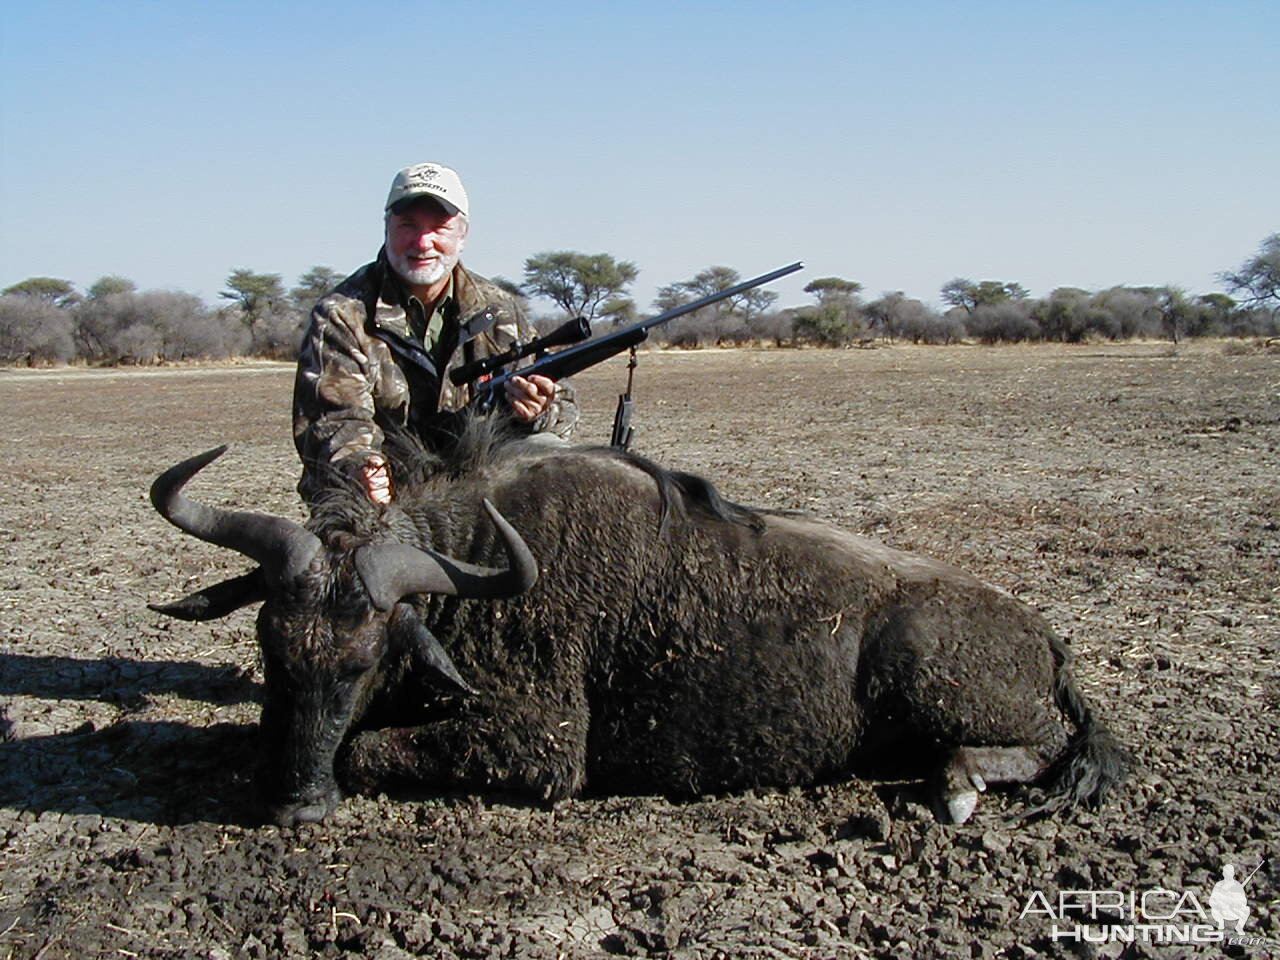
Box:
294, 162, 577, 504
1209, 863, 1251, 935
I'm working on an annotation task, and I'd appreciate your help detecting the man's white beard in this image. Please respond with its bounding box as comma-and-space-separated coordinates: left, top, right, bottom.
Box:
388, 248, 457, 288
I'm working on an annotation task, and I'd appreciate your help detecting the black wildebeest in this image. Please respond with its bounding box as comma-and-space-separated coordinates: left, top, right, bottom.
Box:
150, 422, 1126, 827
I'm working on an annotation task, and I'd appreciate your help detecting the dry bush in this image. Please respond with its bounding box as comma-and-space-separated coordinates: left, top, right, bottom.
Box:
0, 294, 75, 364
964, 301, 1041, 343
76, 291, 237, 362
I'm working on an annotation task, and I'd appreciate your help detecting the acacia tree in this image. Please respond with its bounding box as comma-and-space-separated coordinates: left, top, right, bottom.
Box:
220, 268, 285, 351
86, 275, 136, 300
940, 278, 1029, 315
488, 276, 528, 301
598, 297, 638, 327
289, 266, 343, 313
653, 266, 780, 345
1035, 287, 1094, 343
804, 276, 862, 304
522, 252, 638, 322
75, 276, 141, 359
3, 277, 80, 307
1156, 286, 1194, 345
1219, 233, 1280, 318
794, 276, 864, 345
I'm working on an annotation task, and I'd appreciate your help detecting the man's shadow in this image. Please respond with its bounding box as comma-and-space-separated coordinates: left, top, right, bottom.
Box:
0, 653, 264, 826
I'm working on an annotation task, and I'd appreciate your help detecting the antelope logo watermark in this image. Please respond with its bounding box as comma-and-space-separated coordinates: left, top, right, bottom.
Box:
405, 166, 441, 186
1019, 858, 1268, 946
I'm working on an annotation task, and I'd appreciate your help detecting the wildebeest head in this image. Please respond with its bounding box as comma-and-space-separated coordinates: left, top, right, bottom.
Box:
148, 446, 537, 826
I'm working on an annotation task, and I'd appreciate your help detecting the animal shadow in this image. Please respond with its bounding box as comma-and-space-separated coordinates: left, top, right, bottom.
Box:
0, 719, 262, 826
0, 653, 260, 705
0, 653, 264, 825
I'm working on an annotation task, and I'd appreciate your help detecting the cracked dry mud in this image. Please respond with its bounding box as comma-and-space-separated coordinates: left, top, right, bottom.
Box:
1, 341, 1277, 958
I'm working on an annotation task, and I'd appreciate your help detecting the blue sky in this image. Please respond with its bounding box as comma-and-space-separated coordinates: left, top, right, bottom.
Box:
2, 0, 1276, 313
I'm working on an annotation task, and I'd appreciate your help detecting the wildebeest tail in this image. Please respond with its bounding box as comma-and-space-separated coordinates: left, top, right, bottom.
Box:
1031, 634, 1130, 816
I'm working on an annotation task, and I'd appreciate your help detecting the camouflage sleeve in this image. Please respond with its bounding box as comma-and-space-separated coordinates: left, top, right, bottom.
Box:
292, 297, 385, 482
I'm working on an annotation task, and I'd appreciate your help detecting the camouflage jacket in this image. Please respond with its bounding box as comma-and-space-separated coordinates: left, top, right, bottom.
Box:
293, 250, 577, 496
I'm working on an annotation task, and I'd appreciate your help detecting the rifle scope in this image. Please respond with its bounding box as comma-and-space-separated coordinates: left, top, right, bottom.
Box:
449, 315, 592, 387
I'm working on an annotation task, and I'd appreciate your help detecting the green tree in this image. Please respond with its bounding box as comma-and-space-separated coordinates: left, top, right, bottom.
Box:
656, 266, 779, 321
653, 266, 779, 345
522, 252, 639, 322
1193, 293, 1236, 336
1035, 288, 1093, 343
1219, 233, 1280, 316
77, 277, 140, 356
803, 277, 863, 305
794, 276, 864, 345
3, 276, 79, 307
86, 275, 136, 300
599, 297, 638, 327
940, 278, 1028, 315
220, 268, 285, 350
1156, 286, 1193, 345
289, 266, 343, 313
488, 276, 529, 301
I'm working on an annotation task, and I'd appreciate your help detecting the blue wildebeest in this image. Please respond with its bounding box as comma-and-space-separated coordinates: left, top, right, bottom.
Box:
150, 421, 1126, 826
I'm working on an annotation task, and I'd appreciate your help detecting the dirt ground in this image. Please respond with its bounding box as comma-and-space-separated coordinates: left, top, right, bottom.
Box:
0, 341, 1276, 959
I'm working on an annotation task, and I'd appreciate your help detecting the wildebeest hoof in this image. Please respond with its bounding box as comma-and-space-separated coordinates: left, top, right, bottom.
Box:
945, 789, 979, 824
270, 785, 341, 827
936, 748, 992, 823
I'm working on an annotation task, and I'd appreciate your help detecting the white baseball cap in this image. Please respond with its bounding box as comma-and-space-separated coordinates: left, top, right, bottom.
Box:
385, 162, 469, 218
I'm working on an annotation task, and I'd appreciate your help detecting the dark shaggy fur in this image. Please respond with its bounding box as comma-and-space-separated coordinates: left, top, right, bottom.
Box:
162, 411, 1128, 824
365, 413, 764, 536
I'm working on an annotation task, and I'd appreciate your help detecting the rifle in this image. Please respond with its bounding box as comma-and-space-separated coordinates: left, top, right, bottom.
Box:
449, 315, 592, 388
473, 261, 805, 445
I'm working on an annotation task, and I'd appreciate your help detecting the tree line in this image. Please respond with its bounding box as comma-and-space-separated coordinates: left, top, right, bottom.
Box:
2, 233, 1276, 366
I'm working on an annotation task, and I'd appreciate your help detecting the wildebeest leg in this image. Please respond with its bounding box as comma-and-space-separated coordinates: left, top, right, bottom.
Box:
337, 709, 588, 804
936, 746, 1047, 824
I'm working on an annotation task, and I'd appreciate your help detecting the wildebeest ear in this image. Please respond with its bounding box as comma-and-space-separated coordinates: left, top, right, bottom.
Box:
148, 568, 269, 621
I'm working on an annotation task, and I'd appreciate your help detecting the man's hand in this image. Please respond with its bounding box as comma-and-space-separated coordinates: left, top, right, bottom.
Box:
505, 374, 557, 423
360, 454, 393, 504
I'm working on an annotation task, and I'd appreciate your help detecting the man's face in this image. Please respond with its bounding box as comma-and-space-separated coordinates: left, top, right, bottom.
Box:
385, 201, 468, 291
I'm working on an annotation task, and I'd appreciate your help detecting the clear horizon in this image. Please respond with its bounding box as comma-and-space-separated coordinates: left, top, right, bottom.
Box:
2, 1, 1276, 314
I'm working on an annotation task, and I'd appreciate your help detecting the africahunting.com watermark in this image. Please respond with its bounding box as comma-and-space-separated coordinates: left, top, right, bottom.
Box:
1020, 858, 1270, 947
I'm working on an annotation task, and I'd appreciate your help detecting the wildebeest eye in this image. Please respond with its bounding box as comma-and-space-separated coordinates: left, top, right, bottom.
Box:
339, 640, 382, 678
339, 661, 374, 681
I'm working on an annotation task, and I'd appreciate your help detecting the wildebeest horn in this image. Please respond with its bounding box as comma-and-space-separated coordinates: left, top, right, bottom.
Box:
354, 499, 538, 610
397, 606, 478, 695
150, 446, 321, 587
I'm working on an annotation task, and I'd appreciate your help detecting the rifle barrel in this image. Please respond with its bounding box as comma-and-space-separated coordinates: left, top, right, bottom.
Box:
478, 260, 804, 395
635, 261, 805, 333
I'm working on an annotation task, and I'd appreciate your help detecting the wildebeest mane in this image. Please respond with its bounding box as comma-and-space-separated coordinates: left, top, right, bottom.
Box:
609, 448, 765, 534
304, 412, 763, 537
